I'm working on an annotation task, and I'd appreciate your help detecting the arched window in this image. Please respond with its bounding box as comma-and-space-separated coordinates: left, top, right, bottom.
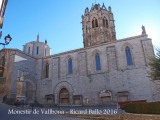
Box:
68, 58, 73, 74
92, 17, 98, 28
45, 63, 49, 78
103, 17, 108, 28
95, 19, 98, 27
36, 46, 39, 55
92, 19, 95, 28
125, 47, 133, 66
103, 19, 105, 27
95, 53, 101, 70
105, 19, 108, 28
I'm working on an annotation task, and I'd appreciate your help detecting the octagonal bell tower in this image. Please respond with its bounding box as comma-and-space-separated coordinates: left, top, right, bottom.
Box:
82, 3, 116, 47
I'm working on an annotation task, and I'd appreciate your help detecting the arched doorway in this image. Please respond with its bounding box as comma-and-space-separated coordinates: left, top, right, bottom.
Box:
59, 88, 70, 105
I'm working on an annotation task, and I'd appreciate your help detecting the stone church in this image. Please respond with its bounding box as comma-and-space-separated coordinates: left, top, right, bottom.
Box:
0, 3, 159, 106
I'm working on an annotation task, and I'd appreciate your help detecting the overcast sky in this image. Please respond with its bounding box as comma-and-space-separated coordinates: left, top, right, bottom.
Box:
1, 0, 160, 54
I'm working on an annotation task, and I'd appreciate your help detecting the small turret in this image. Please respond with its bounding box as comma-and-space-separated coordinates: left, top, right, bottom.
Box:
85, 7, 89, 15
45, 39, 47, 44
142, 25, 146, 35
37, 34, 39, 42
108, 6, 111, 12
102, 3, 107, 10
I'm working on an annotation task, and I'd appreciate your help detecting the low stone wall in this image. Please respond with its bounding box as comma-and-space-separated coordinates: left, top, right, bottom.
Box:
120, 113, 160, 120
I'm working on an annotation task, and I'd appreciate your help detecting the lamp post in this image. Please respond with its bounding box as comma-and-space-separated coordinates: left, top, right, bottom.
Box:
0, 34, 12, 48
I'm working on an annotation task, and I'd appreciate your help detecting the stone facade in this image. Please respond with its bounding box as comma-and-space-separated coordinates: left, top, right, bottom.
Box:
0, 3, 159, 106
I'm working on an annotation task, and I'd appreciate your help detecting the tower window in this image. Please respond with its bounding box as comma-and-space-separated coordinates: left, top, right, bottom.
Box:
92, 20, 95, 28
45, 63, 49, 78
68, 58, 73, 74
105, 19, 108, 28
95, 19, 98, 27
95, 53, 101, 70
125, 47, 133, 66
103, 17, 108, 28
92, 17, 98, 28
36, 46, 39, 55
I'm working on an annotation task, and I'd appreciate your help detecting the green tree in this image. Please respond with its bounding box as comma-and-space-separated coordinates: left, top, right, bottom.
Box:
149, 48, 160, 80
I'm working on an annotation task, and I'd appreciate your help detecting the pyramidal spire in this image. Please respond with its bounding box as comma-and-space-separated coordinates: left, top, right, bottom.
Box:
37, 33, 39, 42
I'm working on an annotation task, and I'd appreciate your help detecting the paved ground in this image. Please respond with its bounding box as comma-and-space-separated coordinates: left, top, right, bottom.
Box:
0, 102, 123, 120
0, 102, 89, 120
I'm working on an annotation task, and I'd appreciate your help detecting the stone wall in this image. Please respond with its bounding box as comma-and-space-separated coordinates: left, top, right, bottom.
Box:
0, 49, 15, 100
0, 49, 37, 102
0, 33, 157, 105
36, 34, 155, 105
10, 50, 37, 98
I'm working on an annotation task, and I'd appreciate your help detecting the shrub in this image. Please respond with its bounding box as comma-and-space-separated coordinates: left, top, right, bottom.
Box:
124, 102, 160, 114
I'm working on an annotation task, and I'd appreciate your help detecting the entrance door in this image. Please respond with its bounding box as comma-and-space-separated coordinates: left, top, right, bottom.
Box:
59, 88, 70, 105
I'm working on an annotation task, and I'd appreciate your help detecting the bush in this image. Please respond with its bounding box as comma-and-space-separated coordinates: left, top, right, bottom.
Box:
124, 102, 160, 114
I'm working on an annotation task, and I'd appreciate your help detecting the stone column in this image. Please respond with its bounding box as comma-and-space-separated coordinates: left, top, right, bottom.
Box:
16, 72, 26, 102
54, 93, 58, 105
69, 92, 73, 106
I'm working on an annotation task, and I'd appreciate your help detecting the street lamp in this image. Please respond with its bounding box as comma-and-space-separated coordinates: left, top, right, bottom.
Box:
0, 34, 12, 47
